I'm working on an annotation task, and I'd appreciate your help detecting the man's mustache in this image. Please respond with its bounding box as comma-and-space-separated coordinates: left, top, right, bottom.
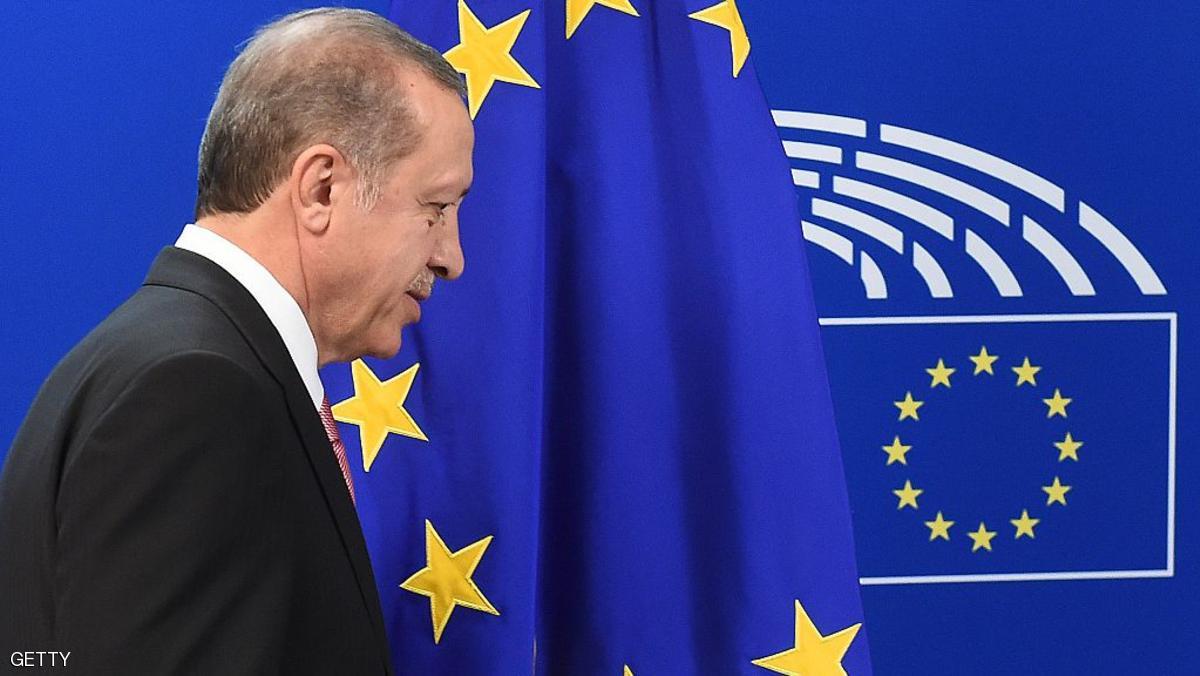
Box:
407, 272, 435, 300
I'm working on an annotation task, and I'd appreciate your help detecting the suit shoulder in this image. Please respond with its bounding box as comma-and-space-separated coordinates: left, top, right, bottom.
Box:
29, 285, 274, 435
94, 284, 257, 365
68, 284, 267, 381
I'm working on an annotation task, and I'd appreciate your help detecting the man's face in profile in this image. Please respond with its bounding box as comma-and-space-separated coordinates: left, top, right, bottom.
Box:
326, 72, 474, 360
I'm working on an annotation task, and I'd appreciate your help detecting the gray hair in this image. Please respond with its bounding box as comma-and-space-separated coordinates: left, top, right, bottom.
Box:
194, 8, 466, 218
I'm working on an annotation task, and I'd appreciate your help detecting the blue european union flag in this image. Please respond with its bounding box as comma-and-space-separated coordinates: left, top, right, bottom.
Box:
319, 1, 870, 673
823, 314, 1174, 582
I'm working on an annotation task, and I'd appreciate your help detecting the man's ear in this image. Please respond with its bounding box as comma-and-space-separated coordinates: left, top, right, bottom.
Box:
290, 144, 345, 235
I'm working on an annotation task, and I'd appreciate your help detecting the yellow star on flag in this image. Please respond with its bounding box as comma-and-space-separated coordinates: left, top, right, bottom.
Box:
894, 391, 924, 421
924, 511, 954, 541
444, 0, 541, 119
689, 0, 751, 77
623, 667, 634, 676
1012, 357, 1042, 386
882, 436, 912, 466
968, 522, 997, 552
893, 480, 923, 510
400, 519, 500, 644
1054, 432, 1083, 462
925, 358, 955, 388
751, 599, 861, 676
1011, 509, 1040, 539
566, 0, 639, 39
969, 346, 999, 375
332, 359, 428, 472
1043, 476, 1072, 506
1043, 388, 1072, 418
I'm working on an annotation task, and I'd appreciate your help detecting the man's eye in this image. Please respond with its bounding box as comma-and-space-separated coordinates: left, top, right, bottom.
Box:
427, 203, 449, 227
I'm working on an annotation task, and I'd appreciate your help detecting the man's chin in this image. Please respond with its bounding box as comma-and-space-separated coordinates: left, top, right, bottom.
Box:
372, 340, 403, 361
360, 332, 404, 361
354, 315, 417, 361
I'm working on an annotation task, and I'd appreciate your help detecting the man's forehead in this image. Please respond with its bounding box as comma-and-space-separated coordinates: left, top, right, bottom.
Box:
394, 66, 457, 109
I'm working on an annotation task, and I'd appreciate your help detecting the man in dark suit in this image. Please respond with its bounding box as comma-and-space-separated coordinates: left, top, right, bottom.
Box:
0, 8, 472, 673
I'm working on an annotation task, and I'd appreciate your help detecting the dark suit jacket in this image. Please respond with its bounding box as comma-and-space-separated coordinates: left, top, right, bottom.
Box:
0, 247, 393, 674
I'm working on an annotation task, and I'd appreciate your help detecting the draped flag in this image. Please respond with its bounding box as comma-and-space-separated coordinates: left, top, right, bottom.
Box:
321, 1, 870, 673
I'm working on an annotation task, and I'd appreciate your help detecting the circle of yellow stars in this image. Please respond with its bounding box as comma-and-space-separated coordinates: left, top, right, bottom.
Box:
444, 0, 751, 119
885, 346, 1083, 553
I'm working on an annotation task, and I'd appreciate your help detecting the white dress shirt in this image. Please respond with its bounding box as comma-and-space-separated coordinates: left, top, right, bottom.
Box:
174, 224, 324, 410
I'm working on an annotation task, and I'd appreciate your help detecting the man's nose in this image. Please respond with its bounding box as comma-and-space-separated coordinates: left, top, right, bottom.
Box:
429, 215, 464, 280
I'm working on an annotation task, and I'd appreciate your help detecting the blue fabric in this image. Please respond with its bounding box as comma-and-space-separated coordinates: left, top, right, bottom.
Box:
319, 1, 870, 672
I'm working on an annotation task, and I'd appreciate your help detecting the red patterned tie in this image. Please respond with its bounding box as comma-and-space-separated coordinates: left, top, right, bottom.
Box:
318, 396, 356, 506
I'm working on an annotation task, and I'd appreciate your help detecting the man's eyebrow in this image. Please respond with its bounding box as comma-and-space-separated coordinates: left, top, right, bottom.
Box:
427, 184, 470, 203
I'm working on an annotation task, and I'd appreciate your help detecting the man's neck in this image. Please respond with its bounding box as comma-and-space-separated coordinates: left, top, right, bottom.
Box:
194, 209, 310, 318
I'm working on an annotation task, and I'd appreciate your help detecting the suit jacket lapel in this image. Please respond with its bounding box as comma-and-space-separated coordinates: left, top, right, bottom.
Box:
143, 247, 391, 668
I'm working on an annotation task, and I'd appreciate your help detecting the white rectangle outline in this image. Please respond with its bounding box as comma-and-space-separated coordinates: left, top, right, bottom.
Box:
817, 312, 1177, 585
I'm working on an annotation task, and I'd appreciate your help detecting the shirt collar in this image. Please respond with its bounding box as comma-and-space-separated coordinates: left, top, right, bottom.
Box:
174, 224, 324, 410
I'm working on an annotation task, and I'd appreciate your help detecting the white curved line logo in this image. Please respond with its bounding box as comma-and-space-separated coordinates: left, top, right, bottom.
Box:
775, 110, 1167, 300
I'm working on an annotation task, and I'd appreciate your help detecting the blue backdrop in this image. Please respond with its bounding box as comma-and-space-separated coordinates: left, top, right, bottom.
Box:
2, 2, 1196, 673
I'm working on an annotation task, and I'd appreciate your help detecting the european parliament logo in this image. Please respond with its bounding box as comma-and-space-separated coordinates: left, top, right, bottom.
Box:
776, 111, 1177, 585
